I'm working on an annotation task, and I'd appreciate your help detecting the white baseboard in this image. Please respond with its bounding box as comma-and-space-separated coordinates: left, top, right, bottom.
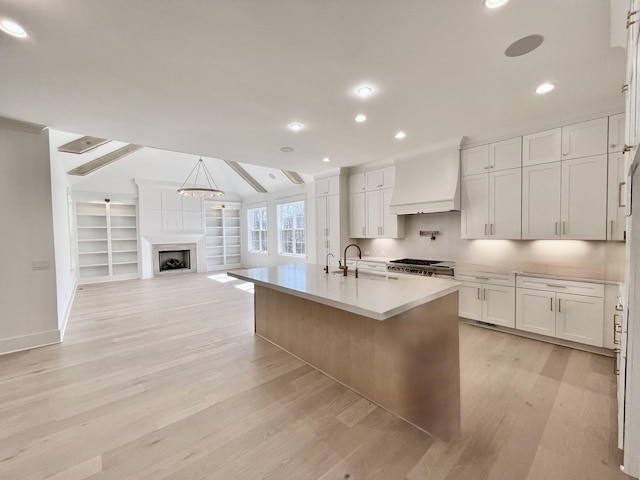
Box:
59, 283, 77, 341
0, 330, 61, 356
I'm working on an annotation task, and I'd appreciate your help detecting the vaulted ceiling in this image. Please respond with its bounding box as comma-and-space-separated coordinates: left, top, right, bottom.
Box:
0, 0, 627, 177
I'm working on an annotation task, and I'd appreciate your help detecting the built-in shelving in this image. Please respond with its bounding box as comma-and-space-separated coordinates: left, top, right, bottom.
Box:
204, 201, 242, 271
76, 202, 139, 283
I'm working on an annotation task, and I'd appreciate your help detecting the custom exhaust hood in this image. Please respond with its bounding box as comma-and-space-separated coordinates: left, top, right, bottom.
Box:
389, 138, 462, 215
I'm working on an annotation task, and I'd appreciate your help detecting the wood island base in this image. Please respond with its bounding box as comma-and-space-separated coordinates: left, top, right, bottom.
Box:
254, 285, 461, 441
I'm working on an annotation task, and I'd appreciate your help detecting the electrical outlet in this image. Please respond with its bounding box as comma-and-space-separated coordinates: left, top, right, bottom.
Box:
32, 260, 51, 271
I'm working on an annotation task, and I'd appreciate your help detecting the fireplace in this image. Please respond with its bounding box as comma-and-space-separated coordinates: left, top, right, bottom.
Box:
152, 243, 197, 275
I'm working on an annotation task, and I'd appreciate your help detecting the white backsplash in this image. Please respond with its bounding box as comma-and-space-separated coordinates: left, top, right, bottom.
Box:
356, 211, 625, 282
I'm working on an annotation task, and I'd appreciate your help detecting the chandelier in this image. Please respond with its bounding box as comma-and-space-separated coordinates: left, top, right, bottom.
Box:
177, 157, 224, 198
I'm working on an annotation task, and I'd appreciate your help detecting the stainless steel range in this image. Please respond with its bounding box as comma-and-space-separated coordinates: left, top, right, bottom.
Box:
386, 258, 454, 277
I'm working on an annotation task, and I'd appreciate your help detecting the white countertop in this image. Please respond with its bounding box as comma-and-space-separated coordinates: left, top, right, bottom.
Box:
228, 263, 460, 321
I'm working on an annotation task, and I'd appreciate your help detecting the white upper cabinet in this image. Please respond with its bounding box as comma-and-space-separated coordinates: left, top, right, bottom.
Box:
522, 162, 561, 239
489, 137, 522, 171
461, 174, 489, 238
608, 153, 628, 241
381, 188, 404, 238
560, 154, 607, 240
561, 118, 608, 161
609, 113, 626, 153
522, 128, 562, 166
316, 175, 340, 197
364, 166, 395, 190
349, 173, 365, 193
349, 192, 366, 238
489, 168, 521, 239
461, 145, 489, 176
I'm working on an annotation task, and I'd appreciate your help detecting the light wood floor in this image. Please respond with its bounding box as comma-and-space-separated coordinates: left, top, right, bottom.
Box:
0, 272, 631, 480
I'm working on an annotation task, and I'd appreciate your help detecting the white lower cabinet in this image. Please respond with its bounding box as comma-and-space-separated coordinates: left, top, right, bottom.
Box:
456, 270, 516, 328
515, 276, 605, 347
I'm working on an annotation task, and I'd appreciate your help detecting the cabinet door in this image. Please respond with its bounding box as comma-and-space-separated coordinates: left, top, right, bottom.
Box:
522, 162, 561, 239
489, 168, 521, 239
380, 166, 395, 189
163, 211, 183, 233
483, 285, 516, 328
489, 137, 521, 172
461, 145, 489, 176
381, 188, 404, 238
349, 193, 366, 238
608, 153, 627, 241
326, 194, 340, 239
365, 191, 382, 237
461, 174, 489, 239
315, 196, 328, 236
316, 176, 339, 196
183, 211, 203, 233
516, 288, 556, 336
556, 293, 604, 347
365, 169, 383, 191
560, 155, 607, 240
561, 118, 608, 160
316, 237, 329, 265
609, 113, 626, 153
349, 173, 365, 194
522, 128, 561, 166
458, 282, 483, 321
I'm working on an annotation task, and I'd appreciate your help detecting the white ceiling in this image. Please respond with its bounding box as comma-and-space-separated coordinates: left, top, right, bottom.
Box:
0, 0, 627, 176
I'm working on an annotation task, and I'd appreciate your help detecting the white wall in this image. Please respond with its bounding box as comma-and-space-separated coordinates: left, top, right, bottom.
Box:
48, 130, 77, 337
0, 119, 60, 354
242, 183, 315, 268
356, 211, 625, 282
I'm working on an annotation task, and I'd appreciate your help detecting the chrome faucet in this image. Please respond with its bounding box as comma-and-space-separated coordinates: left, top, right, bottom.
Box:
339, 243, 361, 277
324, 252, 334, 274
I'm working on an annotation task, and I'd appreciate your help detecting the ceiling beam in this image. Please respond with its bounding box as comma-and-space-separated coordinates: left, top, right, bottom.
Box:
58, 136, 110, 154
224, 160, 267, 193
67, 144, 143, 176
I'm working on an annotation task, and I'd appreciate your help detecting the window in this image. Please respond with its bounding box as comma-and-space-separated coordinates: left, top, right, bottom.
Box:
277, 200, 306, 256
247, 206, 268, 253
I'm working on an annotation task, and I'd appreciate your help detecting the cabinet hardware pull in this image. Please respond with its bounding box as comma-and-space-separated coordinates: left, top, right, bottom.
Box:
483, 288, 486, 301
484, 166, 490, 170
619, 181, 626, 208
627, 19, 636, 28
623, 144, 634, 153
622, 84, 629, 93
477, 287, 480, 300
611, 220, 614, 238
562, 221, 566, 235
614, 349, 621, 375
475, 276, 489, 280
546, 284, 567, 288
628, 9, 638, 19
491, 223, 494, 235
558, 298, 562, 313
484, 224, 488, 235
563, 152, 568, 156
555, 222, 558, 235
550, 297, 553, 311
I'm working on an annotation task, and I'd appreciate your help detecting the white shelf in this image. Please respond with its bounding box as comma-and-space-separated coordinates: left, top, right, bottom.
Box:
75, 202, 139, 284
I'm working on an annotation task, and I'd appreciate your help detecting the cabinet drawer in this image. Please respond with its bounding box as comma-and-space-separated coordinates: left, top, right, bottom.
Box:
516, 276, 604, 297
358, 261, 388, 272
455, 270, 515, 287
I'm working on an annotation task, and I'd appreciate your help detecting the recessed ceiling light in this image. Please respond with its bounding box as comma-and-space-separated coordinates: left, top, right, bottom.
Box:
395, 131, 406, 140
535, 82, 555, 94
322, 157, 331, 163
356, 86, 373, 97
289, 123, 303, 131
355, 114, 367, 122
484, 0, 509, 8
0, 18, 27, 38
280, 146, 295, 153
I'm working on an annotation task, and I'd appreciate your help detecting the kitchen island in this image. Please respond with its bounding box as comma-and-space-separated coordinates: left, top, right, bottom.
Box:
228, 263, 461, 440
